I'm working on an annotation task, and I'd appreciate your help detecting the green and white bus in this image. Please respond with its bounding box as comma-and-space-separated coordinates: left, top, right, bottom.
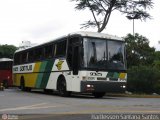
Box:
13, 31, 127, 98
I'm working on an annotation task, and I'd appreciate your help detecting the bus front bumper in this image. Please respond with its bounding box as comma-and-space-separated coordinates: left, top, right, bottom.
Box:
81, 81, 126, 93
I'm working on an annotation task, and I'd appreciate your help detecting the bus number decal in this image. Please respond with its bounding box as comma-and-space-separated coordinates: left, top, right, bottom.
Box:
90, 72, 102, 76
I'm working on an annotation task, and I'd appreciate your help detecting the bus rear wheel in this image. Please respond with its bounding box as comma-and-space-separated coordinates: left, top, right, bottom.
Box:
92, 92, 106, 98
57, 78, 71, 97
20, 78, 26, 91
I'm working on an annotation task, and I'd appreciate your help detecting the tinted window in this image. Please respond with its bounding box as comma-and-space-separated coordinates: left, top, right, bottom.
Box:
55, 40, 66, 57
21, 52, 28, 63
14, 53, 20, 65
44, 44, 54, 59
28, 50, 34, 62
35, 47, 44, 60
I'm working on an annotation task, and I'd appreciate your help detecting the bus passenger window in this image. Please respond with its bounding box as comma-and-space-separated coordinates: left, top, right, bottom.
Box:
45, 45, 53, 59
55, 40, 66, 57
28, 50, 34, 62
21, 52, 27, 63
14, 53, 20, 65
35, 48, 44, 60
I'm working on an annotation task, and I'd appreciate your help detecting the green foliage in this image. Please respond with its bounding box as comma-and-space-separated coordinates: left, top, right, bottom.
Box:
152, 51, 160, 71
153, 60, 160, 70
72, 0, 153, 32
127, 66, 160, 94
153, 51, 160, 61
124, 33, 160, 94
0, 44, 17, 59
124, 33, 155, 68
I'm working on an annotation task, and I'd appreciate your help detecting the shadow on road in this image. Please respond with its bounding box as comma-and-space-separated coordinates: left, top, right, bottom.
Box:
7, 87, 123, 100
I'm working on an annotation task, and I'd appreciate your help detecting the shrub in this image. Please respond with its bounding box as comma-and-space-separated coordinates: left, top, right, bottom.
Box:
127, 66, 160, 94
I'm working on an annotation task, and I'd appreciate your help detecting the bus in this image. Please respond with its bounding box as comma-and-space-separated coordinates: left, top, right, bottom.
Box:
13, 31, 127, 98
0, 58, 13, 88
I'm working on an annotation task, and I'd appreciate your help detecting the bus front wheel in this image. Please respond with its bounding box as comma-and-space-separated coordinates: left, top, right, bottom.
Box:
57, 78, 71, 97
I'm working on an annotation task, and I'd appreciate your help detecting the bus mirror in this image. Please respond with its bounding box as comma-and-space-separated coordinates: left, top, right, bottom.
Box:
73, 46, 79, 75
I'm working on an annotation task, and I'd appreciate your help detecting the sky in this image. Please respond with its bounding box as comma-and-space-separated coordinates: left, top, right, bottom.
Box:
0, 0, 160, 50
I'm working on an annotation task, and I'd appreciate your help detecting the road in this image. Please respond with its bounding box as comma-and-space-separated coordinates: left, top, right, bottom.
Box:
0, 88, 160, 120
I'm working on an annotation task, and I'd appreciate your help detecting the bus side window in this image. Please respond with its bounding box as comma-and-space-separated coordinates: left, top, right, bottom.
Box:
34, 47, 44, 61
45, 44, 54, 59
21, 52, 27, 64
14, 53, 20, 65
55, 40, 67, 57
28, 50, 34, 62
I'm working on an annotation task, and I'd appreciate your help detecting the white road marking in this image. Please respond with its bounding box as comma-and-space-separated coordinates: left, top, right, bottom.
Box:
0, 103, 62, 112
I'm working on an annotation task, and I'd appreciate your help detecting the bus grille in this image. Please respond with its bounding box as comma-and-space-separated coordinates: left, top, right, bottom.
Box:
97, 77, 106, 80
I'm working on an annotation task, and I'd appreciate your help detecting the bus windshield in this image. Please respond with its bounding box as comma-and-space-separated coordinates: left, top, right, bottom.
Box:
83, 37, 126, 71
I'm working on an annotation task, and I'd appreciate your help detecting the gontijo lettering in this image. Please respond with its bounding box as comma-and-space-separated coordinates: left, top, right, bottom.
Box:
20, 65, 32, 71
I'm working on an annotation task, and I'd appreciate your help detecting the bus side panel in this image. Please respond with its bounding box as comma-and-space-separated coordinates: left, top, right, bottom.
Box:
13, 74, 21, 86
67, 74, 81, 92
46, 59, 73, 91
46, 73, 59, 90
0, 70, 13, 86
13, 73, 38, 88
13, 60, 55, 89
46, 59, 85, 92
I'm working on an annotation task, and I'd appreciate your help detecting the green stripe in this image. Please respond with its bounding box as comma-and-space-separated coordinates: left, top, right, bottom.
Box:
35, 61, 48, 88
107, 72, 114, 78
113, 72, 119, 79
40, 60, 54, 88
107, 72, 120, 79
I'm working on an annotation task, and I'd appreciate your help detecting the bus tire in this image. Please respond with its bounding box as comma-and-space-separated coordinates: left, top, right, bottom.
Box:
26, 87, 31, 92
92, 92, 105, 98
57, 77, 71, 97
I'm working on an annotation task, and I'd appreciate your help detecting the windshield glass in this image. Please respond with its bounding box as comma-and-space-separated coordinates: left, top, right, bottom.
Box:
82, 37, 126, 70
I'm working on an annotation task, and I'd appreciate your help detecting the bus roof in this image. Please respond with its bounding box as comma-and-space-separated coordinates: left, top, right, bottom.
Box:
0, 58, 13, 62
15, 31, 123, 53
69, 31, 123, 41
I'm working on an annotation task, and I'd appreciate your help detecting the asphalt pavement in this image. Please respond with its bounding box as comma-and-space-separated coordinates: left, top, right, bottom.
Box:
0, 88, 160, 120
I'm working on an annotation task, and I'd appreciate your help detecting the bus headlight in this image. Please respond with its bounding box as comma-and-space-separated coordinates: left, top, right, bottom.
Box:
121, 85, 126, 89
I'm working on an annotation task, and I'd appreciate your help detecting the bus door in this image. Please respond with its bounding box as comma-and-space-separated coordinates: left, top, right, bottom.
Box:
67, 36, 81, 92
72, 45, 79, 75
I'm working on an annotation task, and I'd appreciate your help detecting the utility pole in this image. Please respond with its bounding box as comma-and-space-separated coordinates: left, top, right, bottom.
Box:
133, 18, 135, 37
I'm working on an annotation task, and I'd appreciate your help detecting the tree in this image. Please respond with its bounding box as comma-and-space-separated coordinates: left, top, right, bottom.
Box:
72, 0, 153, 32
0, 44, 17, 58
153, 51, 160, 70
124, 33, 155, 68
